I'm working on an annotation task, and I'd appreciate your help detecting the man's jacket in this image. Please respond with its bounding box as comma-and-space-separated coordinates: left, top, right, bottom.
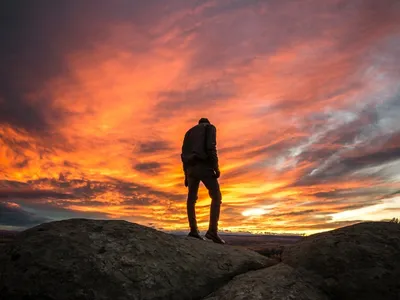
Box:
181, 123, 219, 173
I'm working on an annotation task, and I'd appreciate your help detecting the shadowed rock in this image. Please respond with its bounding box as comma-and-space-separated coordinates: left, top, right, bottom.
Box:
204, 263, 328, 300
0, 218, 276, 300
282, 222, 400, 300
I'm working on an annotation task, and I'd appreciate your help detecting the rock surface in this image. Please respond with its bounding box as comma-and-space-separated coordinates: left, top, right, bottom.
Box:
1, 219, 399, 300
282, 221, 400, 300
0, 219, 276, 300
204, 263, 329, 300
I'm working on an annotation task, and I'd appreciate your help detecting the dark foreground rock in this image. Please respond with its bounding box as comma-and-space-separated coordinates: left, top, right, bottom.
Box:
282, 222, 400, 300
204, 263, 329, 300
1, 219, 399, 300
0, 219, 276, 300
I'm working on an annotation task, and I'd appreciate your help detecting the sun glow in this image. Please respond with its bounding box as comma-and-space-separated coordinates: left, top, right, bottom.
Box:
242, 208, 269, 217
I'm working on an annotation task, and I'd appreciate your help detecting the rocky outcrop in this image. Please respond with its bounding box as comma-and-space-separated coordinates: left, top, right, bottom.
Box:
282, 222, 400, 300
0, 219, 276, 300
1, 219, 399, 300
204, 263, 329, 300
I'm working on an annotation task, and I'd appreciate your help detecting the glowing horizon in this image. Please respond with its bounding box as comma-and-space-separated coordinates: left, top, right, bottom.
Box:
1, 0, 400, 235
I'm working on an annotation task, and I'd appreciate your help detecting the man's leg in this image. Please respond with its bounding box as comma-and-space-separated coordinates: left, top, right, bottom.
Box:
187, 175, 202, 238
201, 173, 225, 244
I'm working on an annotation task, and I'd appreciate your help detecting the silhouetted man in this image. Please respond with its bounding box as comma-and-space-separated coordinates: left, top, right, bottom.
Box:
181, 118, 225, 244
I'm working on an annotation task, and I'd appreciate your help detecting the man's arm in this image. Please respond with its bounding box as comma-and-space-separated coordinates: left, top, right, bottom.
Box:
181, 130, 191, 186
205, 124, 219, 173
181, 131, 189, 175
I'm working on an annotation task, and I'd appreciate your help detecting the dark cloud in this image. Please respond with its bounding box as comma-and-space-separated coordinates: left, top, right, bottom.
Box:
13, 159, 30, 169
313, 188, 386, 200
282, 210, 316, 217
134, 162, 162, 174
0, 0, 195, 133
109, 178, 183, 202
340, 147, 400, 170
123, 197, 161, 207
0, 1, 74, 133
63, 160, 80, 168
297, 146, 400, 186
137, 141, 172, 154
0, 189, 75, 200
0, 201, 50, 227
380, 190, 400, 200
0, 180, 29, 189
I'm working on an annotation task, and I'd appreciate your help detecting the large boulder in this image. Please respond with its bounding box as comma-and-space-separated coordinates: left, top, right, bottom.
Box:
0, 219, 276, 300
204, 263, 328, 300
282, 222, 400, 300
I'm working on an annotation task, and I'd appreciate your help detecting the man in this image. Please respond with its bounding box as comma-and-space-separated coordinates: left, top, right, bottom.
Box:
181, 118, 225, 244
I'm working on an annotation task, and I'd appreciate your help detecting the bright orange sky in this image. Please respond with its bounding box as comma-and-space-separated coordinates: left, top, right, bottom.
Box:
1, 0, 400, 234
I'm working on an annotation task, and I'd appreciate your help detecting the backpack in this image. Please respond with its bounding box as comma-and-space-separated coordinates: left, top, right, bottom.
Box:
181, 123, 209, 165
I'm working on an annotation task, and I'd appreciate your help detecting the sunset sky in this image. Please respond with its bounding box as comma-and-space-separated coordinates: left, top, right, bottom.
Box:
1, 0, 400, 234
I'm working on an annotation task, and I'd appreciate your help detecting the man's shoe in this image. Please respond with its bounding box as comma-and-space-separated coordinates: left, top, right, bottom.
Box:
188, 230, 205, 240
205, 230, 225, 244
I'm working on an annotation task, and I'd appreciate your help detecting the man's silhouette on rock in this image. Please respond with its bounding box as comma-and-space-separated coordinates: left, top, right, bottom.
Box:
181, 118, 225, 244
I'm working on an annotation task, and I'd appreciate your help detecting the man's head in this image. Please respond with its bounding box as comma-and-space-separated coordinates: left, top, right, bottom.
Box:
198, 118, 210, 124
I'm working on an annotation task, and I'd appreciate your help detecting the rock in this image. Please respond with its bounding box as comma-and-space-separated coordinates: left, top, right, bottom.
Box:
282, 222, 400, 300
0, 219, 277, 300
204, 263, 329, 300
